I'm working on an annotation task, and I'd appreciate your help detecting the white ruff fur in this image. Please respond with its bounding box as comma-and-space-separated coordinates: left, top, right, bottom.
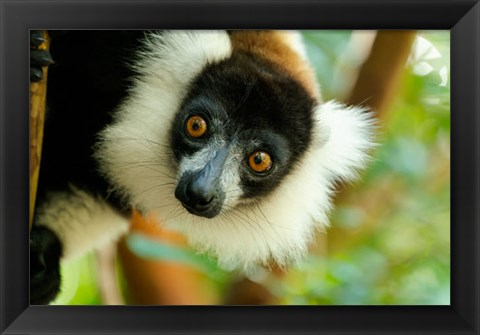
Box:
36, 187, 129, 261
96, 31, 375, 270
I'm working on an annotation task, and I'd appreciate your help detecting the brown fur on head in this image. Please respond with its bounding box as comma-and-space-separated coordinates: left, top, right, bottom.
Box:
229, 31, 320, 99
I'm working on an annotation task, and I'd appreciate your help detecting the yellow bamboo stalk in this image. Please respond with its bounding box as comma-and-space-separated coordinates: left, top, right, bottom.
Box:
30, 31, 49, 229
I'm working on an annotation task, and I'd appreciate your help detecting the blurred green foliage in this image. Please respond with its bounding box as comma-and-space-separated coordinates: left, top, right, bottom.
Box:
53, 30, 450, 306
127, 233, 229, 283
52, 253, 101, 305
277, 30, 450, 305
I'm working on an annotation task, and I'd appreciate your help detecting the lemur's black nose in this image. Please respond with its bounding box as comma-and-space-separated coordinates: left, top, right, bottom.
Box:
174, 173, 223, 218
175, 148, 228, 218
184, 174, 216, 209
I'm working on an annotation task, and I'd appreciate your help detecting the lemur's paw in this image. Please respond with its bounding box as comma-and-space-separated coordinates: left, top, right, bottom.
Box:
30, 30, 53, 82
30, 226, 62, 305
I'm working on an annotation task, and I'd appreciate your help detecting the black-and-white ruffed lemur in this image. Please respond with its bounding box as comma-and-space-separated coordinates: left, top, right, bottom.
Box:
30, 30, 375, 304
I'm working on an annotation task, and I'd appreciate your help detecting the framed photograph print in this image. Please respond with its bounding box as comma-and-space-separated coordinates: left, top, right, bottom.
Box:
1, 0, 479, 334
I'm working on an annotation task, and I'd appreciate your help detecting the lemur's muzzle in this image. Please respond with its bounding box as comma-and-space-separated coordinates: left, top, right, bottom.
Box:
175, 147, 228, 218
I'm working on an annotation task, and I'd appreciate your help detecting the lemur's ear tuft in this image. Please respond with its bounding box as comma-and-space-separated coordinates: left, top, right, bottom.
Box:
312, 100, 378, 182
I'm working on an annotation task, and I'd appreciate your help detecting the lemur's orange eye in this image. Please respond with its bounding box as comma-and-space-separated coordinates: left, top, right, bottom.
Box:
248, 151, 273, 173
185, 115, 207, 138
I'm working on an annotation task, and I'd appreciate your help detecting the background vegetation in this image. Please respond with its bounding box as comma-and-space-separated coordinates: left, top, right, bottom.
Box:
51, 30, 450, 306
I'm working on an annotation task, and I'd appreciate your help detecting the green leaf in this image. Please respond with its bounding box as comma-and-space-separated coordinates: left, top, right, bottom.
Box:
126, 233, 228, 282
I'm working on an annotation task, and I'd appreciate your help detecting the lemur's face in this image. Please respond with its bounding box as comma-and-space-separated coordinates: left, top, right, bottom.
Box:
97, 31, 374, 269
171, 53, 316, 219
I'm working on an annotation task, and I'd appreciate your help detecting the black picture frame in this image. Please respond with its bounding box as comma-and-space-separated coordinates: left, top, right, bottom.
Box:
1, 0, 479, 334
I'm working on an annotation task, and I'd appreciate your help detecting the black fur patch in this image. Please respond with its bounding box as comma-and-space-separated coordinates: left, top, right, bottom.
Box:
30, 226, 63, 304
36, 31, 145, 213
171, 51, 316, 198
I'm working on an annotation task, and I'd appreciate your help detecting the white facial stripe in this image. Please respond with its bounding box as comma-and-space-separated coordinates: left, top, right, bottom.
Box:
178, 144, 217, 177
219, 146, 243, 206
